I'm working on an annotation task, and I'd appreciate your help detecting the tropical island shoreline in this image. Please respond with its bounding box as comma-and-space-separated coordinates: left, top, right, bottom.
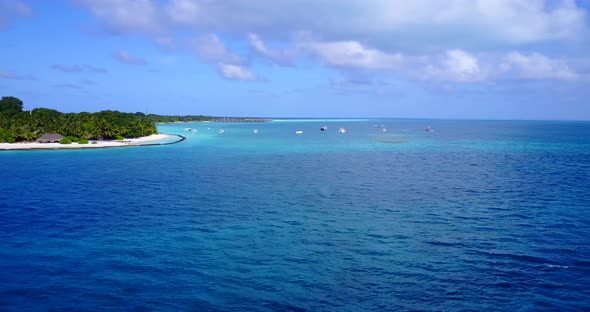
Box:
0, 95, 215, 150
0, 133, 182, 151
0, 95, 271, 151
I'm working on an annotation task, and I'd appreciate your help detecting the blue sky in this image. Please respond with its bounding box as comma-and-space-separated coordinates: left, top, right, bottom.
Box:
1, 0, 589, 119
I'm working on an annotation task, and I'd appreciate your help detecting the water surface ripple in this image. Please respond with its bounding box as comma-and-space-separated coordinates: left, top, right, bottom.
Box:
1, 120, 589, 311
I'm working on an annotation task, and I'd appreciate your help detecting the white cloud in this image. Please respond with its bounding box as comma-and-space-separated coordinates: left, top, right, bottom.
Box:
74, 0, 585, 83
502, 52, 577, 80
77, 0, 588, 47
248, 33, 294, 65
166, 0, 200, 25
219, 64, 256, 81
75, 0, 164, 35
301, 40, 404, 70
300, 40, 578, 83
190, 34, 241, 64
113, 50, 147, 65
419, 50, 579, 82
189, 34, 260, 81
422, 50, 486, 82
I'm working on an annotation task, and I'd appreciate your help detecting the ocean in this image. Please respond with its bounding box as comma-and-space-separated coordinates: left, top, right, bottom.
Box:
1, 119, 589, 311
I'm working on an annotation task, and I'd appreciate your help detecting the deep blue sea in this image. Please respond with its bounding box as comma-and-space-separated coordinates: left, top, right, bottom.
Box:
1, 119, 589, 311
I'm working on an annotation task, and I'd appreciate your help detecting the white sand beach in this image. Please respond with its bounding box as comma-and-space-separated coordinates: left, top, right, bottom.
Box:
0, 134, 176, 150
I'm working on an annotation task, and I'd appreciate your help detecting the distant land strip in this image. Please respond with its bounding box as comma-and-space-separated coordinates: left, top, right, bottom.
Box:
210, 118, 272, 122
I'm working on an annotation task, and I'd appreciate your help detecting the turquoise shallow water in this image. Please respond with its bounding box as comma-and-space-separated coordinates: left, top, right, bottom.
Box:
1, 119, 589, 311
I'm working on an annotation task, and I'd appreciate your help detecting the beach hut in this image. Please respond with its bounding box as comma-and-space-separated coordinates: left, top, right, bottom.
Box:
37, 133, 65, 143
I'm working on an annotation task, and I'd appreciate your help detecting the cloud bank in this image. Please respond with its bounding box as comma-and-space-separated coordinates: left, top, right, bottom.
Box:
75, 0, 587, 83
77, 0, 587, 46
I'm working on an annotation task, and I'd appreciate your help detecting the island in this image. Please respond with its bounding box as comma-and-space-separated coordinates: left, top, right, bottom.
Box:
0, 96, 210, 150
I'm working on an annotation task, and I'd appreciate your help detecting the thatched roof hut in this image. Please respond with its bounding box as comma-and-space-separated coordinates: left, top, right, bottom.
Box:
37, 133, 65, 143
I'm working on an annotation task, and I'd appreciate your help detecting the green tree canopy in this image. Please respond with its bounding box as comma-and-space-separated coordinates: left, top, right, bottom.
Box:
0, 96, 24, 115
0, 95, 215, 143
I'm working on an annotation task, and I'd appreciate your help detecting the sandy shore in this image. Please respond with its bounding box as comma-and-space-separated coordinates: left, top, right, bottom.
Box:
0, 134, 176, 150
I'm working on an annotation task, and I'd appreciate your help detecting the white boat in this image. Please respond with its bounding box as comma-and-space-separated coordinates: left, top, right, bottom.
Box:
218, 129, 225, 134
253, 129, 259, 134
192, 130, 198, 133
184, 128, 191, 132
320, 126, 327, 131
426, 126, 434, 132
338, 128, 346, 134
295, 129, 303, 134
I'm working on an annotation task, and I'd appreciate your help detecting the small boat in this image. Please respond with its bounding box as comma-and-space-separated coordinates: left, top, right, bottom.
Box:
320, 126, 327, 131
253, 129, 259, 134
192, 130, 198, 134
426, 126, 434, 132
295, 129, 303, 134
218, 129, 225, 134
338, 128, 346, 134
184, 128, 191, 132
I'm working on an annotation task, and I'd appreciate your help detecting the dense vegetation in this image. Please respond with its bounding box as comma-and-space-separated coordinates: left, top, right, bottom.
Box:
0, 96, 157, 142
0, 96, 212, 143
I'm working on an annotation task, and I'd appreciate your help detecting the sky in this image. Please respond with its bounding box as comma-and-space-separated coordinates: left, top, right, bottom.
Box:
0, 0, 589, 119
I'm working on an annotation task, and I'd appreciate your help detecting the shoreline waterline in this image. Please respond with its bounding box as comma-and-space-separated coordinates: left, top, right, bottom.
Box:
0, 133, 184, 151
